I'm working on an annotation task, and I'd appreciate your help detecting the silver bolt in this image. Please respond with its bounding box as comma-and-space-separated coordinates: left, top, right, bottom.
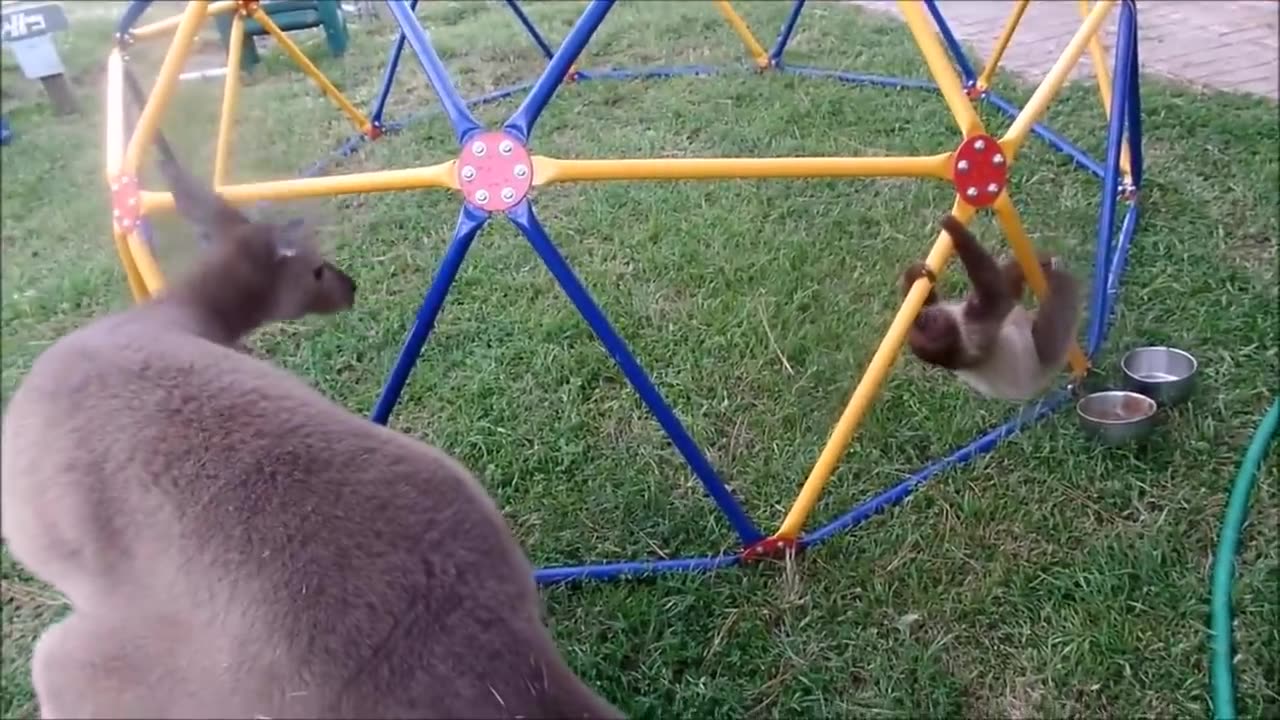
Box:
501, 187, 516, 202
461, 165, 477, 181
128, 197, 137, 206
965, 186, 979, 199
986, 183, 1000, 194
956, 160, 970, 172
110, 183, 119, 191
974, 139, 986, 151
513, 164, 529, 178
499, 140, 514, 155
471, 141, 486, 156
112, 209, 121, 217
475, 189, 490, 204
993, 153, 1005, 166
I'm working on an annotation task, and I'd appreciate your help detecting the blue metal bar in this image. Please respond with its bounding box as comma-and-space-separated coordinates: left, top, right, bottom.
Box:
922, 0, 977, 85
1122, 0, 1144, 189
1086, 1, 1135, 358
535, 552, 740, 586
1098, 202, 1140, 348
770, 0, 806, 66
371, 204, 489, 425
983, 91, 1107, 179
504, 0, 556, 60
779, 64, 937, 91
506, 200, 764, 545
137, 217, 157, 253
803, 387, 1072, 548
385, 0, 482, 146
370, 0, 421, 127
300, 134, 367, 178
116, 0, 153, 36
503, 0, 616, 143
578, 65, 723, 81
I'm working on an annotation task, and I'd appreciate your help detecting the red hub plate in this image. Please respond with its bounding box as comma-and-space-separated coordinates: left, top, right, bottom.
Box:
951, 133, 1008, 208
741, 536, 797, 562
456, 131, 533, 213
110, 174, 141, 232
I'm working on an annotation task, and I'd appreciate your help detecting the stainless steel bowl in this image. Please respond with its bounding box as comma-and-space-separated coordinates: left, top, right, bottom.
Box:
1121, 346, 1198, 406
1076, 390, 1159, 446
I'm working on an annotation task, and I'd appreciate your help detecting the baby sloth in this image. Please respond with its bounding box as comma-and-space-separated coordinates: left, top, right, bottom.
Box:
901, 214, 1081, 401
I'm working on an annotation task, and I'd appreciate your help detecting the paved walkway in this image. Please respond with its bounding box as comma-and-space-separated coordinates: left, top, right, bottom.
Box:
847, 1, 1279, 100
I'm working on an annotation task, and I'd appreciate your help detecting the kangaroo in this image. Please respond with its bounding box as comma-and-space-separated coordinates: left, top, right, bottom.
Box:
0, 142, 622, 719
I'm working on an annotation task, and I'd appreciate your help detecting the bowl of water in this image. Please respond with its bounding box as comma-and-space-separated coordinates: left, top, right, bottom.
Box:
1121, 346, 1198, 406
1076, 390, 1159, 446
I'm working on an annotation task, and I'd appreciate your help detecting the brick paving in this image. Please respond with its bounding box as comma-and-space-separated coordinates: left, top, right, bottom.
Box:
846, 1, 1279, 100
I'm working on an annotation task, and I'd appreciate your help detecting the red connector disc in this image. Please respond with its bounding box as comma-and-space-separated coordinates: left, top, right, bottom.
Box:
456, 131, 533, 213
951, 133, 1008, 208
110, 174, 141, 232
741, 536, 798, 562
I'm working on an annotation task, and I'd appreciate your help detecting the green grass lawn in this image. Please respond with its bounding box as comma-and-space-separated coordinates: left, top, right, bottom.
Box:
2, 1, 1277, 717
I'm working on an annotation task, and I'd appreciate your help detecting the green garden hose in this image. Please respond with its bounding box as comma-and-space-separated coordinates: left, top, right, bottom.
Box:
1210, 398, 1280, 720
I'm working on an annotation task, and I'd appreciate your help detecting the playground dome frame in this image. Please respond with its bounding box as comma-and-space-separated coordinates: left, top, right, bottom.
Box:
106, 0, 1144, 585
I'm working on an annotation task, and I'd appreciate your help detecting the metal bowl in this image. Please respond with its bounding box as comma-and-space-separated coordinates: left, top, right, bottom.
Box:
1121, 346, 1198, 406
1076, 390, 1159, 446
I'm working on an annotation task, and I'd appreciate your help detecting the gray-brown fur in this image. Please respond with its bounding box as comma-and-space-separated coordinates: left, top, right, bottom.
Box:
901, 214, 1081, 401
1, 152, 621, 718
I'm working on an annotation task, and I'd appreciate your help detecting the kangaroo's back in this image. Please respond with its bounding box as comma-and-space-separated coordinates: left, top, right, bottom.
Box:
8, 320, 615, 718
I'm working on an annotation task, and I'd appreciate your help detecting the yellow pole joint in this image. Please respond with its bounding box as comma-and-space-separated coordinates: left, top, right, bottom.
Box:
975, 0, 1029, 93
251, 7, 373, 134
713, 0, 771, 69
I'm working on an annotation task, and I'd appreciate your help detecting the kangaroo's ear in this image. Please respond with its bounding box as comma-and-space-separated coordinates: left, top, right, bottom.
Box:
272, 217, 311, 259
122, 61, 249, 245
158, 152, 250, 243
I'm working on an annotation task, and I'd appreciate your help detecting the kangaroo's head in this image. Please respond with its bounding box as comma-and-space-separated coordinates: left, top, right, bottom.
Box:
159, 154, 357, 340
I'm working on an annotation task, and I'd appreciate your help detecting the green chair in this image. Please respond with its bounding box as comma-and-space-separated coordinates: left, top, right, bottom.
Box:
214, 1, 348, 69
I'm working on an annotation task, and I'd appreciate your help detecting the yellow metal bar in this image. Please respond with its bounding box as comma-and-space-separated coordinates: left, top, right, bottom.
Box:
1001, 0, 1117, 164
1078, 0, 1132, 182
533, 153, 955, 185
252, 8, 372, 133
898, 0, 983, 138
112, 227, 149, 302
990, 194, 1090, 378
975, 0, 1029, 92
105, 49, 125, 179
213, 10, 246, 187
127, 230, 167, 297
713, 0, 770, 69
775, 200, 979, 539
122, 1, 208, 175
106, 49, 147, 301
131, 0, 238, 41
139, 161, 459, 213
